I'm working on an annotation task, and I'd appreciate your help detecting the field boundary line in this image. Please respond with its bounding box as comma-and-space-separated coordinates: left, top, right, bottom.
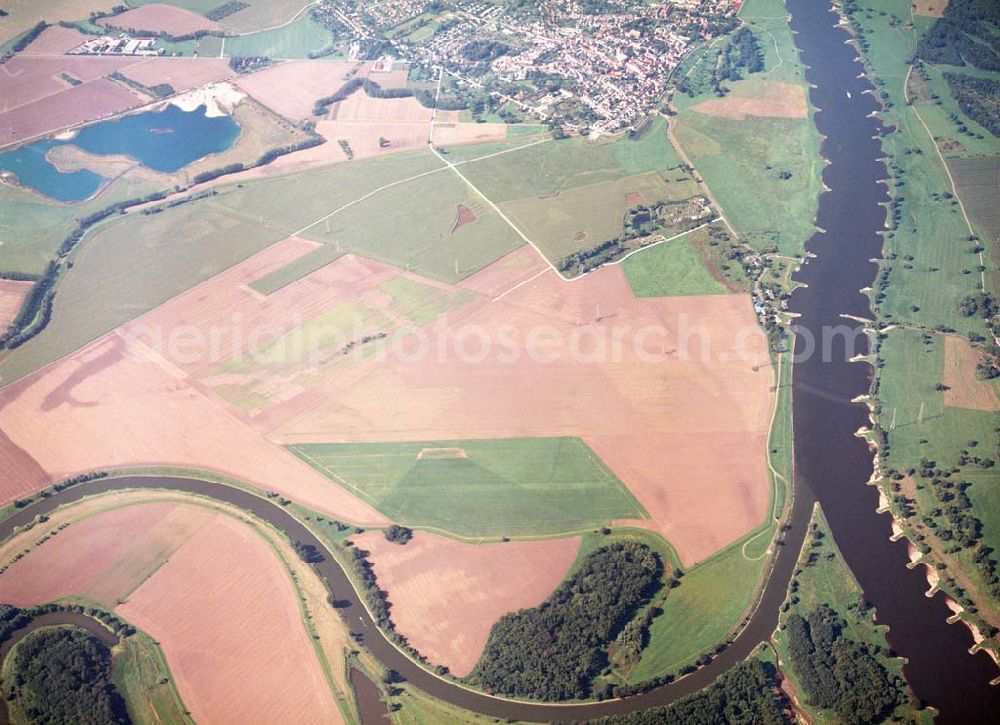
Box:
489, 267, 551, 302
428, 142, 567, 279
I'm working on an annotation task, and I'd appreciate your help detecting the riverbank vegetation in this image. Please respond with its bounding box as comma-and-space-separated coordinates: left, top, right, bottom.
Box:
772, 505, 931, 724
593, 656, 787, 724
842, 0, 1000, 650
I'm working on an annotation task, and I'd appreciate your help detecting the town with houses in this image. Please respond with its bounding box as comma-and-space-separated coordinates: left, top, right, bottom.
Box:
319, 0, 742, 133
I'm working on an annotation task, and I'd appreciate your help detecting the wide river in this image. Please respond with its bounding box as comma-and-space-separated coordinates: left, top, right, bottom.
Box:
785, 0, 1000, 721
2, 1, 998, 722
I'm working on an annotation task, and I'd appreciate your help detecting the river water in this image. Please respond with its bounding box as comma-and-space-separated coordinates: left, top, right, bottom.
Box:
0, 3, 996, 722
785, 0, 999, 721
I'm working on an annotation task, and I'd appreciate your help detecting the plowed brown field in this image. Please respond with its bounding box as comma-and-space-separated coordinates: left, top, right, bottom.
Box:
353, 530, 579, 675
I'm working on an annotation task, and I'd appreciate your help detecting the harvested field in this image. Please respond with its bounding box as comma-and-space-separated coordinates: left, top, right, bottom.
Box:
120, 57, 234, 93
330, 92, 433, 123
233, 60, 362, 121
0, 323, 389, 526
943, 336, 1000, 411
99, 4, 222, 36
322, 120, 429, 160
352, 530, 579, 676
18, 25, 89, 55
0, 1, 119, 46
913, 0, 948, 17
947, 154, 1000, 246
275, 261, 773, 564
692, 79, 808, 120
0, 56, 143, 114
118, 513, 342, 724
0, 78, 145, 147
0, 502, 213, 608
431, 122, 508, 147
457, 245, 548, 299
0, 279, 31, 331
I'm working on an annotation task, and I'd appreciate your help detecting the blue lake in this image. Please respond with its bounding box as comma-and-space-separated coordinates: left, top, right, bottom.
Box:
0, 104, 240, 203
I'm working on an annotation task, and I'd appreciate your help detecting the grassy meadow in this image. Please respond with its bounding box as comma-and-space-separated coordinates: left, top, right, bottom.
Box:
668, 0, 823, 257
628, 529, 768, 683
222, 14, 335, 59
288, 437, 649, 538
113, 628, 195, 725
623, 236, 730, 297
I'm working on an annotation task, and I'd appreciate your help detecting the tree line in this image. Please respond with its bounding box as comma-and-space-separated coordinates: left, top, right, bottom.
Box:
470, 542, 661, 700
591, 658, 787, 725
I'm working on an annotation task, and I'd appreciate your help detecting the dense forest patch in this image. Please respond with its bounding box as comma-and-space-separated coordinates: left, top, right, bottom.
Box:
4, 627, 129, 724
785, 605, 903, 725
470, 542, 661, 700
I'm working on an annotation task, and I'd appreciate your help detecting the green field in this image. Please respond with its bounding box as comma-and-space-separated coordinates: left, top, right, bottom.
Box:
297, 168, 524, 283
0, 199, 285, 383
451, 116, 700, 262
877, 329, 998, 466
772, 505, 930, 725
458, 116, 686, 202
670, 0, 823, 257
113, 629, 194, 725
846, 0, 989, 333
222, 14, 334, 59
288, 437, 649, 538
249, 244, 344, 295
130, 0, 314, 34
623, 236, 730, 297
627, 530, 767, 683
0, 175, 166, 278
673, 100, 821, 257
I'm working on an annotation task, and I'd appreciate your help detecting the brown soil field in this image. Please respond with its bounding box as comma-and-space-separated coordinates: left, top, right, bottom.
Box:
0, 77, 145, 147
693, 80, 808, 120
913, 0, 948, 17
273, 258, 773, 564
118, 514, 343, 724
234, 60, 363, 120
19, 25, 89, 55
120, 57, 234, 93
452, 203, 478, 233
352, 530, 580, 675
0, 489, 355, 708
0, 319, 389, 527
331, 92, 434, 123
457, 245, 547, 299
0, 502, 213, 608
0, 1, 119, 47
943, 336, 1000, 411
100, 4, 222, 36
0, 279, 32, 332
324, 119, 429, 160
0, 56, 143, 114
431, 122, 508, 147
